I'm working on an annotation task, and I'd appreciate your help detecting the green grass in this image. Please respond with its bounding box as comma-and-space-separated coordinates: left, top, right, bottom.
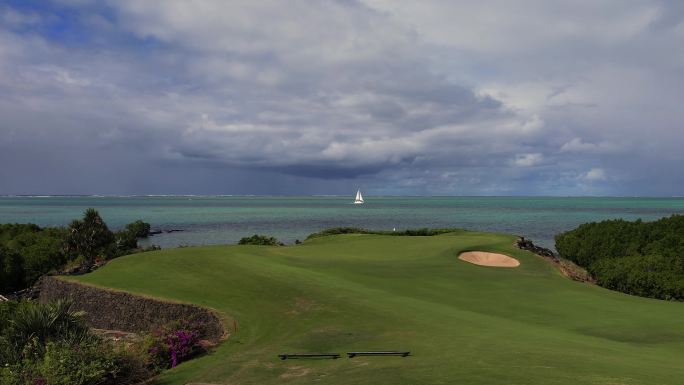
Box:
67, 231, 684, 385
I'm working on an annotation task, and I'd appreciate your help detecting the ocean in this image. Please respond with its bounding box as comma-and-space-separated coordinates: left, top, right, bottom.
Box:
1, 196, 683, 249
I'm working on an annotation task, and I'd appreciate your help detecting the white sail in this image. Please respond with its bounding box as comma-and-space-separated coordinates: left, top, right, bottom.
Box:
354, 189, 364, 204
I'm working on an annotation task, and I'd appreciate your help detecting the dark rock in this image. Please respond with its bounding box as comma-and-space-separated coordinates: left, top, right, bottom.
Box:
515, 236, 557, 259
515, 237, 595, 283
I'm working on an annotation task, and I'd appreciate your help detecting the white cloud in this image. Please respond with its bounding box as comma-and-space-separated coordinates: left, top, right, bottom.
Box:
580, 168, 607, 181
1, 1, 684, 195
560, 138, 622, 154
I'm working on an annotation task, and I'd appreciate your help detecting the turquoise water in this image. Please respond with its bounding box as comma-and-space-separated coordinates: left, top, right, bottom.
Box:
1, 196, 683, 249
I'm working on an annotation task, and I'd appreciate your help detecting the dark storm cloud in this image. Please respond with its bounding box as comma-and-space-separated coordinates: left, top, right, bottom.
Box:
0, 0, 683, 195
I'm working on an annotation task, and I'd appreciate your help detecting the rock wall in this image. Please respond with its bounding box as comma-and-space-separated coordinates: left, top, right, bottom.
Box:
37, 277, 225, 342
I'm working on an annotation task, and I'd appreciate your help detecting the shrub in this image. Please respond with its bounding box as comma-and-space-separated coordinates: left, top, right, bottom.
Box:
34, 340, 117, 385
2, 300, 91, 363
0, 212, 152, 294
124, 220, 151, 239
148, 320, 202, 369
306, 227, 464, 240
555, 215, 684, 300
306, 227, 372, 240
238, 234, 284, 246
0, 300, 153, 385
0, 225, 67, 293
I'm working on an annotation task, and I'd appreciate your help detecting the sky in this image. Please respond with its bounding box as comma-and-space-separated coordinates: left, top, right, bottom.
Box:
1, 0, 683, 196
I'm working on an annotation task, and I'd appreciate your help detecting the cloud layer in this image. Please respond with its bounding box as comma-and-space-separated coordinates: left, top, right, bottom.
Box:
1, 0, 683, 195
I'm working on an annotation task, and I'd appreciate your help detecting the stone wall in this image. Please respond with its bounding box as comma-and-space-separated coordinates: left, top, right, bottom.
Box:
37, 277, 225, 342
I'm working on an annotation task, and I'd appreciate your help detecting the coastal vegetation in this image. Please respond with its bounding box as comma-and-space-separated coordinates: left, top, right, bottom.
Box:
67, 230, 684, 384
0, 300, 146, 385
0, 299, 206, 385
0, 210, 152, 294
555, 215, 684, 300
305, 226, 464, 239
237, 234, 284, 246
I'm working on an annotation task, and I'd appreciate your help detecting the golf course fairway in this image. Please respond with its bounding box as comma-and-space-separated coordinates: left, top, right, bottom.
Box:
68, 231, 684, 385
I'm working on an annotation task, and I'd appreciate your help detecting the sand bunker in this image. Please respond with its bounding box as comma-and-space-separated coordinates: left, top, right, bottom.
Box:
458, 251, 520, 268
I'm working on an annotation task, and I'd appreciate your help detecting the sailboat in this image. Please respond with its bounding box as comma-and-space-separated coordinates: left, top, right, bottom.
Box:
353, 189, 364, 204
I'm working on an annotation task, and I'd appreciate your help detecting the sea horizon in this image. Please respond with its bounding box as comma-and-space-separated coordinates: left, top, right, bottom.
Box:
3, 196, 683, 250
2, 194, 684, 198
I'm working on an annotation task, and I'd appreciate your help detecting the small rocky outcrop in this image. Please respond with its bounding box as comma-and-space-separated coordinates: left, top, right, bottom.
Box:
515, 236, 556, 258
515, 236, 595, 284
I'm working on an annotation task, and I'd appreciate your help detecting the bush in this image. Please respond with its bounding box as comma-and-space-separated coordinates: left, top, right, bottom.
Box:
0, 300, 153, 385
147, 320, 203, 369
0, 246, 24, 293
1, 300, 91, 363
555, 215, 684, 300
306, 227, 464, 240
0, 225, 67, 293
124, 220, 151, 239
34, 340, 117, 385
0, 211, 152, 294
238, 234, 284, 246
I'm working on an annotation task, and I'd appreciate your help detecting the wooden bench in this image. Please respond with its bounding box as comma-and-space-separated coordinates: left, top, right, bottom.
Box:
278, 353, 341, 360
347, 351, 410, 358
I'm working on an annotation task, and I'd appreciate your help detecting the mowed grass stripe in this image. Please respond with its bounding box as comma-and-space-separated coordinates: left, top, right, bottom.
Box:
68, 231, 684, 385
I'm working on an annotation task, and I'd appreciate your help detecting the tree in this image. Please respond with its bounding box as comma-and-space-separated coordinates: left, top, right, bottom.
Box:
125, 220, 151, 238
65, 209, 115, 263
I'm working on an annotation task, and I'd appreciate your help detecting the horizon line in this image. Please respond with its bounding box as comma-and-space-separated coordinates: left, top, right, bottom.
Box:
1, 194, 683, 199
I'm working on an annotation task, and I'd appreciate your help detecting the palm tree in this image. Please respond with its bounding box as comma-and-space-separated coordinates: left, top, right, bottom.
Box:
66, 208, 115, 262
5, 299, 91, 361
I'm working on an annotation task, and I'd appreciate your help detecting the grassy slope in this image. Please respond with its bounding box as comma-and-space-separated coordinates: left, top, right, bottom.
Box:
68, 232, 684, 385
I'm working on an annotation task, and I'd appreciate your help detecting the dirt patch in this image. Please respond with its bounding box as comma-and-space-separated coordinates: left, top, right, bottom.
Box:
280, 366, 312, 379
458, 251, 520, 267
284, 297, 320, 316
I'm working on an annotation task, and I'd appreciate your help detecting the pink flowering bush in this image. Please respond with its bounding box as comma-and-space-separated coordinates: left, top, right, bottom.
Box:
148, 320, 202, 369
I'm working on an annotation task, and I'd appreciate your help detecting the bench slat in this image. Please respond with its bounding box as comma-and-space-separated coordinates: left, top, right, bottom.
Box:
278, 353, 341, 360
347, 351, 410, 358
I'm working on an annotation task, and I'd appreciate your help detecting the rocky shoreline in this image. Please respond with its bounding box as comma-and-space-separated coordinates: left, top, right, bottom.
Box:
515, 236, 595, 283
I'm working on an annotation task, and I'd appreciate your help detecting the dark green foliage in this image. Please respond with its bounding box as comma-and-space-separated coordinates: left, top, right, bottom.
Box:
388, 228, 464, 236
65, 209, 116, 263
124, 220, 151, 239
0, 300, 92, 364
0, 300, 151, 385
0, 246, 24, 293
555, 215, 684, 300
115, 231, 138, 253
306, 227, 373, 239
306, 227, 464, 240
0, 211, 152, 294
238, 234, 284, 246
0, 225, 67, 293
590, 255, 684, 301
115, 220, 152, 256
